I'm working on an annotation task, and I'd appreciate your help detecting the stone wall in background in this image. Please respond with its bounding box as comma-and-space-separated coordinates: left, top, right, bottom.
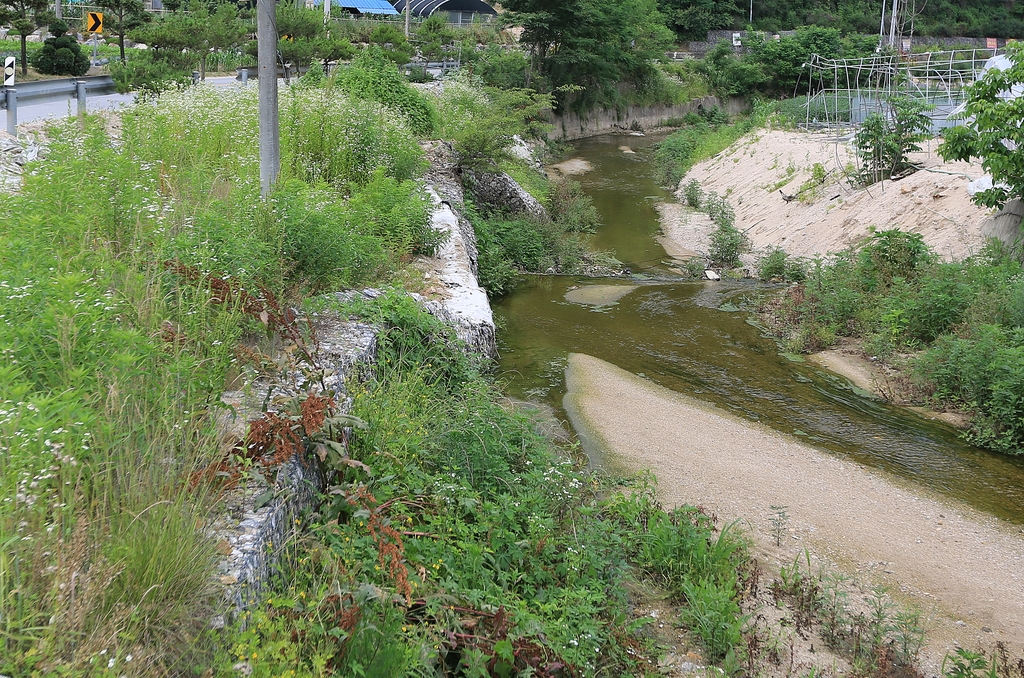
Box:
548, 95, 749, 141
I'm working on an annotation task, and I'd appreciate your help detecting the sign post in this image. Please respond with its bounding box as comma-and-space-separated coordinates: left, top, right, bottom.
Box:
86, 12, 103, 66
86, 11, 103, 32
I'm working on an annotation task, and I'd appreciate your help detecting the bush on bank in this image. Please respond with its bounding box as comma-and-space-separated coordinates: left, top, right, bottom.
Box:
758, 232, 1024, 455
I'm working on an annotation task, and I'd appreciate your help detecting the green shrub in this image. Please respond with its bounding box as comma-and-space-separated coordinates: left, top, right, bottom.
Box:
431, 73, 553, 169
683, 178, 704, 208
919, 325, 1024, 454
211, 296, 751, 675
348, 170, 441, 257
335, 47, 437, 137
549, 178, 602, 233
475, 44, 530, 89
272, 180, 388, 290
858, 229, 933, 290
703, 191, 735, 228
470, 208, 593, 297
680, 578, 745, 661
854, 97, 932, 185
31, 21, 90, 76
708, 222, 746, 268
758, 247, 808, 282
111, 53, 192, 96
758, 230, 1024, 455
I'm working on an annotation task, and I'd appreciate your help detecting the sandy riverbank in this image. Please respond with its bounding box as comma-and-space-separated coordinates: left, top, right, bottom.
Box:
564, 352, 1024, 673
657, 129, 1023, 267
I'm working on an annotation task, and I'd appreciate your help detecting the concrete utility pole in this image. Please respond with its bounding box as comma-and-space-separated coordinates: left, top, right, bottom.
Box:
257, 0, 279, 198
879, 0, 887, 48
405, 0, 410, 38
889, 0, 899, 48
55, 0, 61, 20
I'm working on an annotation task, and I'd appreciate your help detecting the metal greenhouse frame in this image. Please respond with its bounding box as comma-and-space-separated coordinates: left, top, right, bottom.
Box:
803, 48, 1001, 134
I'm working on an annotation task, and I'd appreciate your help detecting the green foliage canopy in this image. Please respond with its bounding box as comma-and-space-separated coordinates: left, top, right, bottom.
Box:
855, 97, 932, 185
939, 44, 1024, 210
98, 0, 150, 62
0, 0, 54, 75
658, 0, 741, 41
660, 0, 1024, 39
31, 19, 89, 76
501, 0, 675, 112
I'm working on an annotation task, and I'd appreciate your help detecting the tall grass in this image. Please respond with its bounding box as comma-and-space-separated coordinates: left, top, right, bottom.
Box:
0, 119, 235, 674
654, 111, 754, 188
0, 78, 435, 673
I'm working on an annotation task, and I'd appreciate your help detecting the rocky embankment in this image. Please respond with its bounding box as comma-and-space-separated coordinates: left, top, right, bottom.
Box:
210, 142, 554, 620
0, 130, 47, 192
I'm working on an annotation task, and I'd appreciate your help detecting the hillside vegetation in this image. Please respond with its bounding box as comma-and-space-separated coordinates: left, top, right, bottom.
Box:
660, 0, 1024, 39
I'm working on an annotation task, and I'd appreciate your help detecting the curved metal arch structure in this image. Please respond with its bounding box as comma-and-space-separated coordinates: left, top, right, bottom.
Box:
390, 0, 497, 18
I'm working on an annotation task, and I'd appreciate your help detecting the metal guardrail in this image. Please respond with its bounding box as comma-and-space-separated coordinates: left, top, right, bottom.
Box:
1, 75, 116, 135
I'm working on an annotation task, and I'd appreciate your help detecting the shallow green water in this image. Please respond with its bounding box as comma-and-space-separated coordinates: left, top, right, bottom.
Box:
494, 135, 1024, 525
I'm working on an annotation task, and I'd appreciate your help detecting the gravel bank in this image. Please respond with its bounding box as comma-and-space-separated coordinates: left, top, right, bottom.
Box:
564, 352, 1024, 672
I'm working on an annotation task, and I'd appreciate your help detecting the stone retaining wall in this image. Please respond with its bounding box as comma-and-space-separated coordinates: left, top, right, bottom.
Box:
548, 96, 749, 140
211, 182, 496, 623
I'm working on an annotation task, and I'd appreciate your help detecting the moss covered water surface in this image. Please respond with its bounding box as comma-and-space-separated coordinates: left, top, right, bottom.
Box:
494, 134, 1024, 524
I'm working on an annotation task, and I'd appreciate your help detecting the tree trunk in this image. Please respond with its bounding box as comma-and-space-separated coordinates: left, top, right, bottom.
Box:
20, 35, 28, 75
119, 32, 126, 62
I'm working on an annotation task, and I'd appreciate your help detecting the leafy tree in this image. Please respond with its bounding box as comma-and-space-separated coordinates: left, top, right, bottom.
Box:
274, 5, 324, 69
110, 50, 191, 93
312, 35, 355, 71
130, 10, 204, 67
31, 18, 89, 75
414, 12, 454, 61
335, 47, 437, 136
658, 0, 741, 41
0, 0, 54, 75
98, 0, 150, 62
855, 97, 932, 185
939, 44, 1024, 210
697, 40, 765, 97
368, 23, 413, 64
743, 26, 844, 97
198, 2, 247, 78
502, 0, 674, 112
451, 85, 553, 169
474, 45, 531, 89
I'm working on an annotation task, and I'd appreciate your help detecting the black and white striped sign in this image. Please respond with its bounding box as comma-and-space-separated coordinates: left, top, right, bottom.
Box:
3, 57, 14, 87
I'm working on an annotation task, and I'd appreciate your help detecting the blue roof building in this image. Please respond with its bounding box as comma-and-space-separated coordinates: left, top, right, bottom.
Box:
314, 0, 400, 15
390, 0, 497, 23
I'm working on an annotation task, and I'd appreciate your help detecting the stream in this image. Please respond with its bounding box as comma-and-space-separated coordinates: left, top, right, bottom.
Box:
493, 134, 1024, 525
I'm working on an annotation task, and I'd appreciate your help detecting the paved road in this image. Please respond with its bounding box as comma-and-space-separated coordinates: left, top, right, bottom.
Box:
11, 76, 241, 126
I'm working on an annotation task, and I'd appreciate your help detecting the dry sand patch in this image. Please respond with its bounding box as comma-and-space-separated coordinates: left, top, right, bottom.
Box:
659, 128, 1022, 264
564, 352, 1024, 672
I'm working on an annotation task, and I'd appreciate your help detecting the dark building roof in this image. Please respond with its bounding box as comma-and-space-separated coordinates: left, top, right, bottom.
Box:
389, 0, 497, 17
